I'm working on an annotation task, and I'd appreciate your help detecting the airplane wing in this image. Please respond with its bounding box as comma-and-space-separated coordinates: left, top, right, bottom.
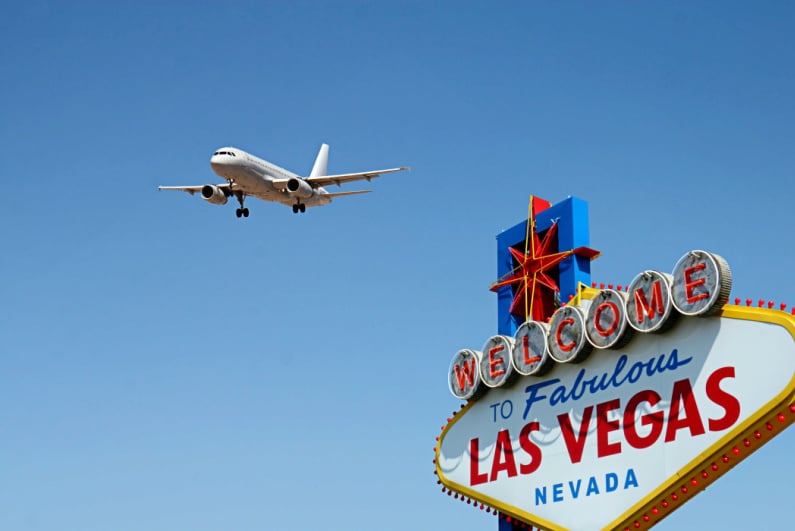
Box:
158, 184, 231, 195
271, 167, 408, 189
307, 167, 408, 187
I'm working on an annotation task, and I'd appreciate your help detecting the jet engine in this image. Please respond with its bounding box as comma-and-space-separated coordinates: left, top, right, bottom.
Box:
201, 185, 228, 205
286, 178, 315, 199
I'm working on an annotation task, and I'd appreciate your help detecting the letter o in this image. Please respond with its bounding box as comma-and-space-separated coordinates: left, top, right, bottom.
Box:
585, 289, 634, 349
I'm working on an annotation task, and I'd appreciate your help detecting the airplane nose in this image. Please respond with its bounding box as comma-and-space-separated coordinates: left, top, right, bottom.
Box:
210, 154, 229, 169
210, 149, 238, 176
210, 156, 230, 177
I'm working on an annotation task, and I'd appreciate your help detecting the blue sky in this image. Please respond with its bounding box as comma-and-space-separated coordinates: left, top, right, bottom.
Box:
1, 2, 794, 530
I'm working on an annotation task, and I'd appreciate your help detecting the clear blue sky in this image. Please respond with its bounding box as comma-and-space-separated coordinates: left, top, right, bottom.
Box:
2, 2, 793, 530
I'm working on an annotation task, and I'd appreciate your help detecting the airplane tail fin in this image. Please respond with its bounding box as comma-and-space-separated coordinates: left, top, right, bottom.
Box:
310, 143, 329, 177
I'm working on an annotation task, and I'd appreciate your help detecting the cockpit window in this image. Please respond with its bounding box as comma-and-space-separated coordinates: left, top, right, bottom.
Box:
214, 150, 236, 157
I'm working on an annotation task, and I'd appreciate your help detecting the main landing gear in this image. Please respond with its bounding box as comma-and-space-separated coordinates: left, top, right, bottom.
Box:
234, 192, 249, 218
292, 202, 306, 214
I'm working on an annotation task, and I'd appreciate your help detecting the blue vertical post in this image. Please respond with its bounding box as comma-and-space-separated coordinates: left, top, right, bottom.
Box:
498, 516, 517, 531
496, 196, 594, 335
494, 196, 594, 531
544, 196, 593, 302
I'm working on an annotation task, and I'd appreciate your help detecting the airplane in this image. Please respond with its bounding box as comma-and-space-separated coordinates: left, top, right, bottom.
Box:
158, 144, 408, 216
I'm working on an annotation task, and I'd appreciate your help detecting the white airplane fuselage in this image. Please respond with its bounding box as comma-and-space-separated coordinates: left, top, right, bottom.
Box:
210, 147, 331, 208
159, 143, 406, 216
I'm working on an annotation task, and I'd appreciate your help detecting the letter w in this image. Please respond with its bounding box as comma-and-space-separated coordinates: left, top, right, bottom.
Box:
455, 358, 477, 390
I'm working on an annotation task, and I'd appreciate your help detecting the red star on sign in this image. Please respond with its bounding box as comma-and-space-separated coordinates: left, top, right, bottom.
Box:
491, 197, 600, 323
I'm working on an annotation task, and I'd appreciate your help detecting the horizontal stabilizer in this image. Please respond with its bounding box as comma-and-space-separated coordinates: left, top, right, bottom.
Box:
158, 184, 232, 195
158, 185, 227, 196
325, 190, 372, 198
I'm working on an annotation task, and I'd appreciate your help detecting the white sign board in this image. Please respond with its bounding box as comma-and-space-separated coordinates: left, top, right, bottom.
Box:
437, 307, 795, 530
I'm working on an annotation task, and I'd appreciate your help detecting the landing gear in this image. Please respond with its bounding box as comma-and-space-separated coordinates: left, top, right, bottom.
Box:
292, 203, 306, 214
234, 192, 249, 218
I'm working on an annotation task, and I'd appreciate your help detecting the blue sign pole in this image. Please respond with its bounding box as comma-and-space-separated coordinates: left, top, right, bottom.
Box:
493, 196, 595, 531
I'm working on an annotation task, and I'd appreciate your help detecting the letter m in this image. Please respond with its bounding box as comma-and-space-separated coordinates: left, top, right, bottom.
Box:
633, 280, 664, 324
454, 358, 477, 392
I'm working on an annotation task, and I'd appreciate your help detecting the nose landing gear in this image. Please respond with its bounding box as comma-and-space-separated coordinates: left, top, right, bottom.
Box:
234, 192, 249, 218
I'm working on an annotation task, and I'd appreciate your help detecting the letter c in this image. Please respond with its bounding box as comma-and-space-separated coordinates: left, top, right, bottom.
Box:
556, 318, 576, 352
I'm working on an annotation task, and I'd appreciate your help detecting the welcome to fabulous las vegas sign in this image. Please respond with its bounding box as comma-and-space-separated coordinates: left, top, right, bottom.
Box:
433, 196, 795, 531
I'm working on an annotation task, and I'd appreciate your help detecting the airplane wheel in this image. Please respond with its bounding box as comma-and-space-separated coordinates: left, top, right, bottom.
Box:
242, 208, 249, 217
299, 204, 306, 213
235, 208, 242, 218
292, 204, 299, 214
